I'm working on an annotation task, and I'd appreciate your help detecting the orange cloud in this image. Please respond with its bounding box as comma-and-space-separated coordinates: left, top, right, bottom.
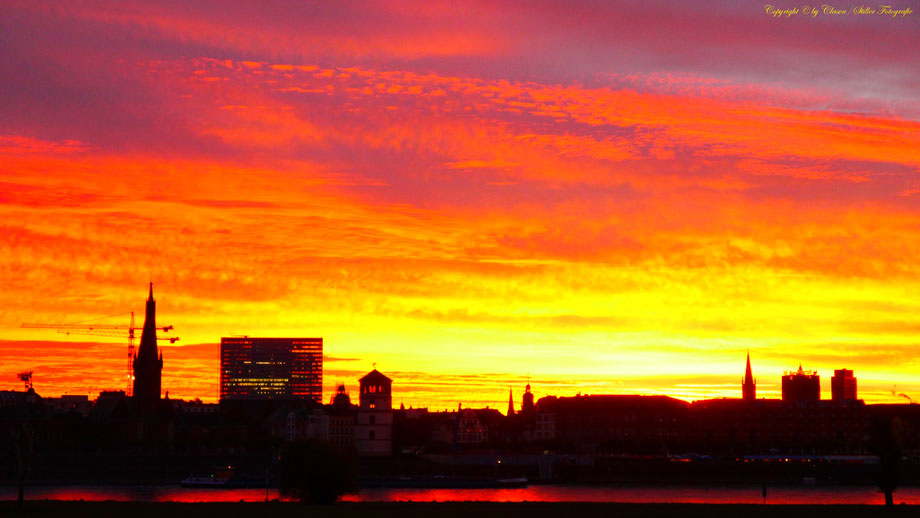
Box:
2, 5, 920, 408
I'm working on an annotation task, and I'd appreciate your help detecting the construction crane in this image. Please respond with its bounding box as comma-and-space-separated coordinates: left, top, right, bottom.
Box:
21, 312, 177, 396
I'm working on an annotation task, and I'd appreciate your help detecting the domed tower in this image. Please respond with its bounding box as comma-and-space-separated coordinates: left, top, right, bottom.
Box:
133, 283, 163, 415
522, 382, 535, 415
328, 383, 356, 451
331, 383, 351, 409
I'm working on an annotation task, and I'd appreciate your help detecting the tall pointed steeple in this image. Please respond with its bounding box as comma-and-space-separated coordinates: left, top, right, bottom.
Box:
133, 283, 163, 414
742, 350, 756, 401
507, 387, 515, 416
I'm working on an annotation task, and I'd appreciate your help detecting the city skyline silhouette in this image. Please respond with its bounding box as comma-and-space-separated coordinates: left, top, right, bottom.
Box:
5, 283, 915, 410
2, 2, 919, 508
2, 1, 919, 414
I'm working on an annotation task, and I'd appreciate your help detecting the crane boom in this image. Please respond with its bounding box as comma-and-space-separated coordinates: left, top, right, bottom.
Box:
20, 311, 176, 395
22, 322, 174, 332
54, 328, 180, 343
21, 323, 130, 329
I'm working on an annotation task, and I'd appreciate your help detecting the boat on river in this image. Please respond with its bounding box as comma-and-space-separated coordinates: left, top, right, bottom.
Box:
180, 466, 235, 488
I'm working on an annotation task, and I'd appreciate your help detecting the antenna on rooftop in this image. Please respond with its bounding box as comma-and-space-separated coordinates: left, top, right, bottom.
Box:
18, 371, 33, 390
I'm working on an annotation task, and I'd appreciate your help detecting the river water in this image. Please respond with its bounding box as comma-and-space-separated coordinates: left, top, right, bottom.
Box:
2, 484, 919, 504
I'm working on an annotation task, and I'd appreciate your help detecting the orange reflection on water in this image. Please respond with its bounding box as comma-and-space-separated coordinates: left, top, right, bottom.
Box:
5, 485, 920, 504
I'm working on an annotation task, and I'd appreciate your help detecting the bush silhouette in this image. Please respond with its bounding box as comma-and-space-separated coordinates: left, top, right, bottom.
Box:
279, 438, 358, 504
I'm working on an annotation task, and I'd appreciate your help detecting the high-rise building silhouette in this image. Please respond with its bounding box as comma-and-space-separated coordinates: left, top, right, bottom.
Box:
742, 351, 756, 401
133, 283, 163, 414
832, 369, 857, 402
219, 337, 322, 401
782, 365, 820, 402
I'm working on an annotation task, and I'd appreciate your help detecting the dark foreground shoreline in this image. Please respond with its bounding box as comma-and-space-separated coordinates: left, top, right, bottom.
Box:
1, 502, 919, 518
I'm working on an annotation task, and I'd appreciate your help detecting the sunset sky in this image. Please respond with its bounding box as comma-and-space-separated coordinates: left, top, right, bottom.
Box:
2, 1, 920, 410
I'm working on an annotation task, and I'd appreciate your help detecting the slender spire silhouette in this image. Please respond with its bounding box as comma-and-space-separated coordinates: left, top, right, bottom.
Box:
133, 283, 163, 415
743, 350, 756, 401
507, 386, 515, 416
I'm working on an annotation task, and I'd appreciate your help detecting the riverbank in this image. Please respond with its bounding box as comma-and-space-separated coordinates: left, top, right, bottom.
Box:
9, 456, 920, 487
1, 501, 919, 518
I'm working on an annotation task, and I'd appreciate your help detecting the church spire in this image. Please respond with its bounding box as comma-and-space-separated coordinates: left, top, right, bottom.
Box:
507, 386, 515, 416
133, 283, 163, 415
743, 350, 756, 401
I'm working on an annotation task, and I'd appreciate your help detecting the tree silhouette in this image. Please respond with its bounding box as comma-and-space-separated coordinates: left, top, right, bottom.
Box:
871, 416, 909, 508
11, 423, 34, 507
279, 438, 358, 504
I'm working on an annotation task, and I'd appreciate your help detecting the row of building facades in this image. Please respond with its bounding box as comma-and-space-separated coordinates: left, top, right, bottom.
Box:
214, 339, 917, 457
259, 381, 918, 457
212, 339, 917, 457
3, 362, 919, 463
